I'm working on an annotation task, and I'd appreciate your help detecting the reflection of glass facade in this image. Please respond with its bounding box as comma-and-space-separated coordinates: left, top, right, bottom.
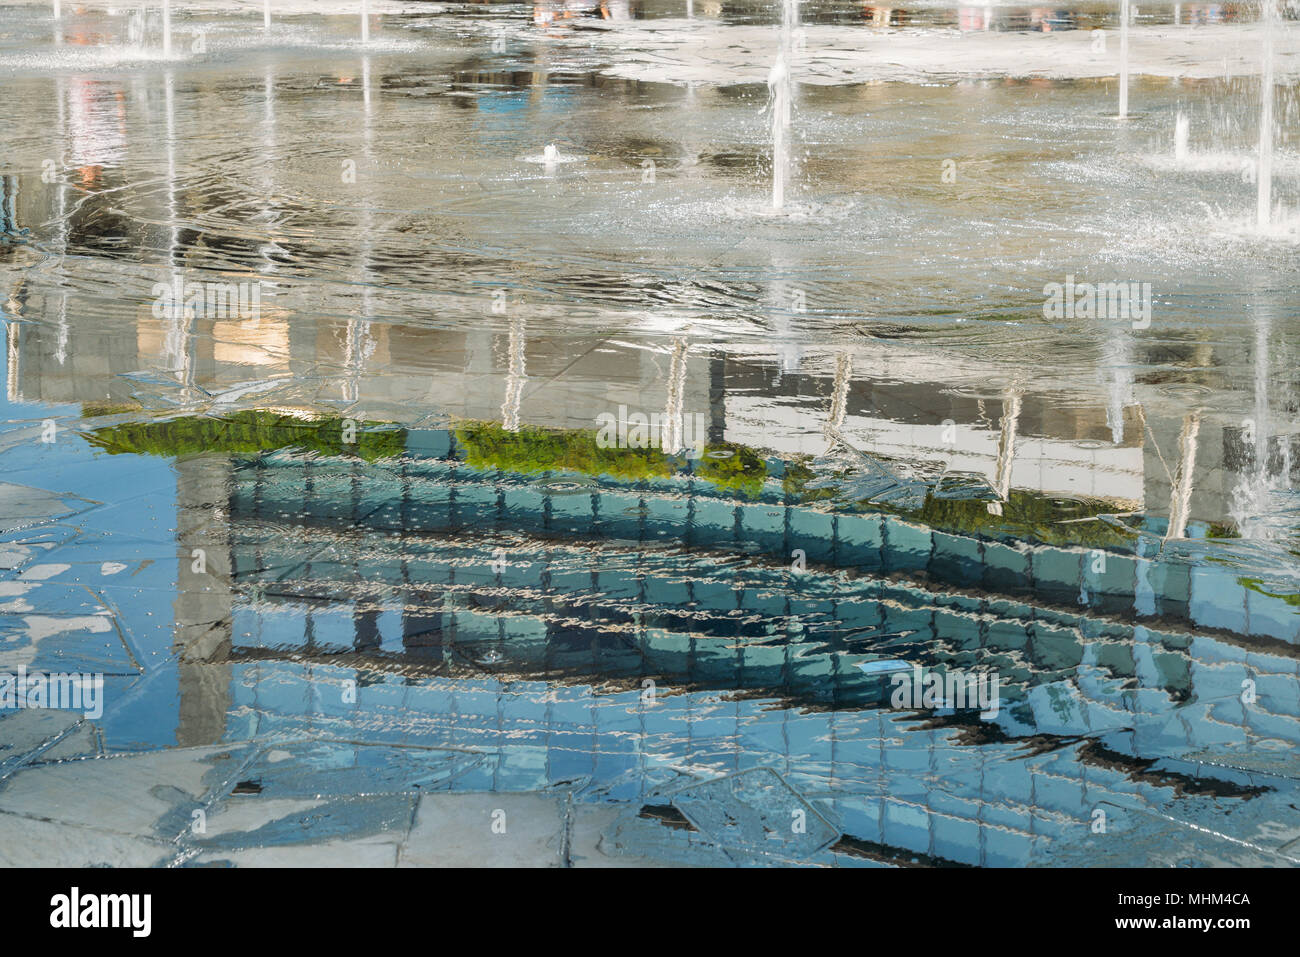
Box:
163, 447, 1300, 865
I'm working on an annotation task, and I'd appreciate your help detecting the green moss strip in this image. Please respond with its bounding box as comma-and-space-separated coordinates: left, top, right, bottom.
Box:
454, 421, 676, 483
85, 410, 406, 462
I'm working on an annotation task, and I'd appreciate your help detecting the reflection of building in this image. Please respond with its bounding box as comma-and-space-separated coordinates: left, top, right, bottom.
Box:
160, 444, 1300, 865
4, 61, 1294, 540
10, 288, 1286, 540
5, 42, 1298, 869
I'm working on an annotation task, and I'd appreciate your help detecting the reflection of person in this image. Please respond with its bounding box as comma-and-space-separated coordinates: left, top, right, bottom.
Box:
1205, 4, 1227, 24
1178, 3, 1231, 24
533, 0, 613, 28
533, 3, 557, 27
956, 6, 990, 31
1029, 7, 1075, 31
861, 5, 906, 26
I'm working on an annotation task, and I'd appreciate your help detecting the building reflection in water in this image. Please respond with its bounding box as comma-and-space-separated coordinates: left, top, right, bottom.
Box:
2, 38, 1298, 866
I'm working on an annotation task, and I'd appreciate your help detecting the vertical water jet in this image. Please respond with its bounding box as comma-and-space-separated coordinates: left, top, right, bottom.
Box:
1118, 0, 1130, 118
769, 0, 798, 210
1257, 0, 1277, 228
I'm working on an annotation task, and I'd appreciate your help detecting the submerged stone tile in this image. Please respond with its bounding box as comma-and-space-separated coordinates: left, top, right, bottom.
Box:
193, 793, 416, 852
0, 810, 172, 867
233, 740, 485, 798
0, 482, 97, 534
0, 745, 249, 840
399, 792, 565, 867
34, 720, 102, 763
1034, 800, 1297, 867
566, 804, 672, 868
0, 602, 140, 675
0, 709, 86, 773
190, 837, 401, 868
601, 806, 735, 867
669, 766, 840, 861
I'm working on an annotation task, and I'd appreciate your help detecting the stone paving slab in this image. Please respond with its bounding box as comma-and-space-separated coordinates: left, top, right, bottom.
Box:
567, 804, 673, 868
189, 794, 416, 854
1034, 801, 1300, 868
670, 767, 841, 861
0, 810, 172, 867
190, 837, 403, 868
398, 793, 566, 867
0, 709, 85, 774
232, 740, 484, 798
37, 720, 102, 763
0, 745, 250, 840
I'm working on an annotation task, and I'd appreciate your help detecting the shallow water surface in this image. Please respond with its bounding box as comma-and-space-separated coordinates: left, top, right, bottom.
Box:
1, 0, 1299, 866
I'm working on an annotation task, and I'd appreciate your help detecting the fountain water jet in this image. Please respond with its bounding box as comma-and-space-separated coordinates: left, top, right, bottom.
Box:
1166, 410, 1201, 541
1257, 0, 1277, 228
1118, 0, 1130, 118
502, 317, 526, 432
361, 0, 370, 43
162, 0, 172, 58
768, 0, 798, 210
1174, 112, 1189, 162
264, 0, 271, 31
1229, 307, 1291, 537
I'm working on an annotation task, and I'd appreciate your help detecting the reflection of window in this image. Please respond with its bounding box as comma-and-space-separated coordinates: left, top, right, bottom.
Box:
212, 316, 291, 368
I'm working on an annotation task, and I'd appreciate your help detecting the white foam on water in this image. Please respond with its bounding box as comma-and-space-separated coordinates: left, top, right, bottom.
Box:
520, 146, 584, 165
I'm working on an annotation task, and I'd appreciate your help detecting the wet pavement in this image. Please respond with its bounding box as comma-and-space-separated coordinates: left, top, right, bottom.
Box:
1, 0, 1299, 867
